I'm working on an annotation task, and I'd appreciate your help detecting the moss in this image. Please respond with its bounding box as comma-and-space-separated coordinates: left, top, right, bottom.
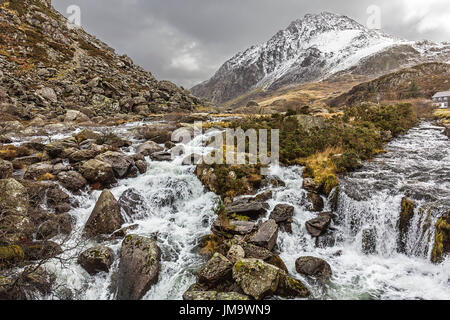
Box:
431, 215, 450, 264
0, 245, 25, 262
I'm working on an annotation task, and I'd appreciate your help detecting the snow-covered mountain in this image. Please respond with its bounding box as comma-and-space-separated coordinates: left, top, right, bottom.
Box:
191, 12, 450, 104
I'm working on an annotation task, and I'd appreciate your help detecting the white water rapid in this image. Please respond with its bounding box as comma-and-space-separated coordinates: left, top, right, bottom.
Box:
45, 121, 449, 300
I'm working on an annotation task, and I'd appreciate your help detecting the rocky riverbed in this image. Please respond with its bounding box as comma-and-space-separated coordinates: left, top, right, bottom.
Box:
0, 115, 449, 300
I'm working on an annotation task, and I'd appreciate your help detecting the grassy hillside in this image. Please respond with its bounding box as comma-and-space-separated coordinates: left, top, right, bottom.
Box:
329, 63, 450, 107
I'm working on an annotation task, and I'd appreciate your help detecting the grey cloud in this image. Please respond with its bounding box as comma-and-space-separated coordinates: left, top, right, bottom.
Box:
53, 0, 450, 88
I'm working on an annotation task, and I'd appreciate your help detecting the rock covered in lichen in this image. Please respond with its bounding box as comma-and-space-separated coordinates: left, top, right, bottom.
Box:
116, 234, 161, 300
77, 246, 114, 275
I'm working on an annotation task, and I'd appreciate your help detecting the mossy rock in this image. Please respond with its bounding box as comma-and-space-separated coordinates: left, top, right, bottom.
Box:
431, 214, 450, 264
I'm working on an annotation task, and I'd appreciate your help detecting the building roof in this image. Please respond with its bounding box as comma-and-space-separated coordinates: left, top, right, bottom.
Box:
433, 90, 450, 98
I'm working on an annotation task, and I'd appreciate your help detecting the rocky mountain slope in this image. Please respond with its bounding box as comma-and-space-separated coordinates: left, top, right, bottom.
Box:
329, 62, 450, 106
191, 12, 450, 105
0, 0, 202, 122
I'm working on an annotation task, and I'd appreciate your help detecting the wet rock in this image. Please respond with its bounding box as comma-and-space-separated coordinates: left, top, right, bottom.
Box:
269, 204, 294, 233
118, 188, 146, 217
80, 159, 116, 185
67, 149, 99, 163
233, 258, 309, 300
117, 235, 161, 300
307, 192, 324, 212
0, 159, 13, 179
431, 213, 449, 264
302, 178, 320, 192
74, 129, 101, 143
0, 245, 24, 267
249, 219, 278, 251
305, 213, 333, 237
78, 246, 114, 275
362, 228, 377, 255
57, 170, 87, 191
198, 253, 233, 287
134, 160, 147, 174
226, 202, 269, 220
83, 190, 124, 238
276, 271, 311, 298
95, 151, 133, 178
295, 256, 332, 282
36, 214, 73, 240
136, 141, 164, 156
11, 155, 41, 169
137, 124, 176, 143
226, 244, 245, 263
150, 151, 172, 161
21, 241, 63, 261
397, 197, 415, 253
212, 219, 256, 237
232, 259, 279, 300
23, 162, 53, 180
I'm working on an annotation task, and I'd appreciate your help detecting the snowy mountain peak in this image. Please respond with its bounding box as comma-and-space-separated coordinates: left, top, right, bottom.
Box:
191, 12, 450, 105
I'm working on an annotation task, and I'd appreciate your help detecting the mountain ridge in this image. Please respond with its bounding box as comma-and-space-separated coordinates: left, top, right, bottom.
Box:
191, 12, 450, 105
0, 0, 203, 122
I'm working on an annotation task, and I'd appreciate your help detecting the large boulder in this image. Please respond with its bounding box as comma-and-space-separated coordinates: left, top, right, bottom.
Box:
305, 213, 333, 237
269, 204, 294, 233
95, 151, 133, 178
0, 159, 13, 179
233, 259, 310, 300
118, 188, 146, 217
77, 246, 114, 275
80, 159, 116, 185
57, 171, 87, 192
197, 253, 233, 288
83, 190, 124, 238
116, 235, 161, 300
295, 256, 332, 283
249, 219, 278, 251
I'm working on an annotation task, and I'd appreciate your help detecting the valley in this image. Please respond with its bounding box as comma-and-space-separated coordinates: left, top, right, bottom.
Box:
0, 0, 449, 302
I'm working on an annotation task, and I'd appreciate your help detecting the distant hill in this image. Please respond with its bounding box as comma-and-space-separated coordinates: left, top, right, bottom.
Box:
329, 62, 450, 107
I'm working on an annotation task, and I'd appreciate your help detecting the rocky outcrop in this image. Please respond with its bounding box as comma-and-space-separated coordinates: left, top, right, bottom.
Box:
83, 190, 124, 238
136, 141, 164, 156
77, 246, 114, 275
295, 256, 332, 283
0, 0, 203, 122
212, 219, 256, 237
116, 235, 161, 300
57, 171, 87, 191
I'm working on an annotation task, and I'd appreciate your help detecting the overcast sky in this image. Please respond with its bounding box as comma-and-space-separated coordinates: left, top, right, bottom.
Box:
53, 0, 450, 88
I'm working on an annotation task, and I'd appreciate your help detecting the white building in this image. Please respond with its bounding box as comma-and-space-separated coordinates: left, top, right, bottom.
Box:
432, 91, 450, 108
